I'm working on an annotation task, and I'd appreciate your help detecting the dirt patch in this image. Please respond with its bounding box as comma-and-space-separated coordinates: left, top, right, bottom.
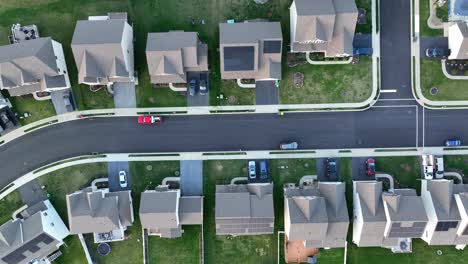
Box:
228, 96, 237, 104
293, 72, 304, 88
400, 163, 412, 172
287, 52, 307, 67
148, 97, 156, 103
215, 162, 224, 172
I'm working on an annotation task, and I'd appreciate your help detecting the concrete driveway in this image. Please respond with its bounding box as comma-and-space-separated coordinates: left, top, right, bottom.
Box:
51, 89, 75, 115
352, 157, 375, 181
420, 37, 448, 58
108, 162, 131, 192
255, 81, 278, 105
316, 158, 340, 182
187, 72, 210, 106
113, 82, 136, 108
180, 160, 203, 196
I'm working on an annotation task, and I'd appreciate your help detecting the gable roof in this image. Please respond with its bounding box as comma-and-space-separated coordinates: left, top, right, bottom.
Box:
0, 37, 67, 96
71, 18, 133, 84
290, 0, 358, 56
448, 22, 468, 60
139, 190, 179, 229
66, 187, 133, 234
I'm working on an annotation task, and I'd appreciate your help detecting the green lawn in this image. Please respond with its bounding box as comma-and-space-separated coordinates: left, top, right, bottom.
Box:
72, 85, 115, 110
280, 57, 373, 104
420, 59, 468, 101
54, 235, 88, 264
0, 190, 22, 223
374, 156, 420, 191
136, 72, 187, 107
148, 225, 200, 264
5, 94, 56, 125
355, 0, 372, 34
444, 155, 468, 175
419, 0, 443, 37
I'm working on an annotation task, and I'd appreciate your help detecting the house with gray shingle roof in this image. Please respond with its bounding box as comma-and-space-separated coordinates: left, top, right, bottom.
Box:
219, 22, 282, 84
71, 13, 135, 86
0, 200, 69, 264
421, 179, 468, 248
215, 183, 274, 235
353, 181, 428, 252
146, 31, 208, 86
289, 0, 358, 57
0, 37, 70, 97
66, 186, 134, 243
284, 182, 349, 249
139, 185, 203, 238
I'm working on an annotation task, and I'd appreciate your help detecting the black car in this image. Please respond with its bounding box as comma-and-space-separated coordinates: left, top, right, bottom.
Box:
425, 48, 451, 58
188, 80, 197, 96
325, 158, 337, 179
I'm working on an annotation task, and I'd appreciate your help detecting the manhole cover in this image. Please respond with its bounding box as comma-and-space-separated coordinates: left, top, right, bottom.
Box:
228, 96, 237, 104
97, 243, 111, 256
174, 170, 180, 176
436, 250, 443, 256
430, 87, 438, 95
146, 165, 153, 171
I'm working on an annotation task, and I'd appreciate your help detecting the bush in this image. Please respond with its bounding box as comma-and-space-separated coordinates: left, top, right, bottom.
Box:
450, 68, 458, 75
436, 3, 448, 22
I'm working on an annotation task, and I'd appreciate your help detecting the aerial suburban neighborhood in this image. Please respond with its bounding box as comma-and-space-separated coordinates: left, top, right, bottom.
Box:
1, 0, 468, 263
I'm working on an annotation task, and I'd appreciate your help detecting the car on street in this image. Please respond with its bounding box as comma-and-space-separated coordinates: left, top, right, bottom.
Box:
366, 158, 376, 176
248, 161, 256, 179
137, 115, 162, 124
326, 158, 337, 179
425, 48, 451, 58
188, 80, 197, 96
119, 170, 127, 188
199, 75, 207, 95
259, 160, 268, 180
445, 139, 461, 147
280, 142, 298, 150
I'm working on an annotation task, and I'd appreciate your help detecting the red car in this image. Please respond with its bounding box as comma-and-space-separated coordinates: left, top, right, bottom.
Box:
137, 115, 162, 124
366, 158, 376, 176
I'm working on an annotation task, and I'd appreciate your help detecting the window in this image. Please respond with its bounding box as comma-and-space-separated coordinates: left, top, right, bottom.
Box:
263, 40, 281, 54
435, 221, 458, 231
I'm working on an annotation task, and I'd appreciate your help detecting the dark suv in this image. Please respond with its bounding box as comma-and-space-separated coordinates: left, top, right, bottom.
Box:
188, 80, 197, 96
325, 158, 337, 179
425, 48, 451, 58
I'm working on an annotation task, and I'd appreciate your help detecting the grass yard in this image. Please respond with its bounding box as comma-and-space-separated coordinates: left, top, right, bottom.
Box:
215, 80, 256, 106
5, 94, 56, 125
280, 57, 373, 104
374, 156, 420, 191
419, 0, 444, 37
72, 85, 115, 110
136, 71, 186, 107
54, 235, 87, 264
420, 59, 468, 101
0, 190, 22, 223
203, 160, 277, 264
355, 0, 372, 34
444, 155, 468, 176
148, 225, 200, 264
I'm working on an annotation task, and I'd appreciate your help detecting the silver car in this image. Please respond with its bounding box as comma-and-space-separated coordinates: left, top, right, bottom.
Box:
248, 161, 256, 179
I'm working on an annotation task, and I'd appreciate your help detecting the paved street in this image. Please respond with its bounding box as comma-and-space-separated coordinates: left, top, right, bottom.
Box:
108, 161, 131, 191
379, 0, 412, 99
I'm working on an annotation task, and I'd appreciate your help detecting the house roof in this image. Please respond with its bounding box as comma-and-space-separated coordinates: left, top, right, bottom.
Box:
290, 0, 358, 56
66, 188, 133, 234
71, 18, 133, 84
284, 182, 349, 248
448, 22, 468, 59
423, 179, 465, 221
139, 190, 179, 229
382, 191, 428, 222
215, 183, 274, 235
0, 200, 63, 264
146, 31, 208, 84
0, 37, 65, 96
219, 22, 283, 81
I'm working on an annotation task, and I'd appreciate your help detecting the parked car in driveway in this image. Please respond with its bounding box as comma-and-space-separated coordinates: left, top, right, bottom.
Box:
366, 158, 376, 176
280, 142, 298, 150
199, 75, 207, 95
137, 115, 162, 124
435, 156, 444, 179
188, 80, 197, 96
248, 161, 256, 179
259, 160, 268, 180
422, 154, 434, 180
326, 158, 337, 179
445, 138, 461, 147
119, 171, 127, 188
425, 48, 451, 58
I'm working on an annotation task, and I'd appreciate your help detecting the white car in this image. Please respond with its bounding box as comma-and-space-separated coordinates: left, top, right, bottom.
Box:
435, 157, 444, 179
248, 161, 256, 179
119, 170, 127, 188
422, 154, 434, 180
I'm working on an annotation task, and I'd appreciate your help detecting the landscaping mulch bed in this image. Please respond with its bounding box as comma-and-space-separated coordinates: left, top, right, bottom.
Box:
293, 72, 304, 88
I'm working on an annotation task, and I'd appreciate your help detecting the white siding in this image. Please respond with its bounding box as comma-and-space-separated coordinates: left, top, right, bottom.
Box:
50, 39, 71, 90
41, 200, 70, 243
121, 22, 135, 81
290, 1, 298, 51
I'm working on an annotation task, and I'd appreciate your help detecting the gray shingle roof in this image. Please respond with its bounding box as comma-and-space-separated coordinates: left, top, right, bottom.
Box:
290, 0, 358, 57
146, 31, 208, 84
215, 183, 274, 235
66, 188, 133, 234
219, 22, 282, 81
0, 37, 66, 96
